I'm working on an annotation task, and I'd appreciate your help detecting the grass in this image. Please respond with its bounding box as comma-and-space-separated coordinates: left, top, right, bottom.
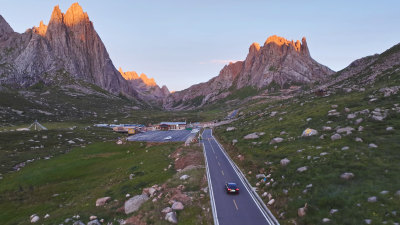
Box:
0, 141, 180, 225
214, 83, 400, 224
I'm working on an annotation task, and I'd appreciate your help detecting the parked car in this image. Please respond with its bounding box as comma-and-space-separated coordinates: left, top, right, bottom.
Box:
164, 136, 172, 140
225, 182, 239, 194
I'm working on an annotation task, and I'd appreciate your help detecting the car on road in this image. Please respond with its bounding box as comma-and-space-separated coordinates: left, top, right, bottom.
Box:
164, 136, 172, 140
225, 182, 239, 194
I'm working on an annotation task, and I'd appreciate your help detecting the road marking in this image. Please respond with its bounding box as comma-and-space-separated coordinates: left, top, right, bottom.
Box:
215, 155, 218, 159
233, 199, 239, 210
221, 170, 224, 176
218, 162, 221, 166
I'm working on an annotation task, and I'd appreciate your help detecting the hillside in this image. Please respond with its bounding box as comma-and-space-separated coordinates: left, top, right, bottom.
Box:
213, 42, 400, 225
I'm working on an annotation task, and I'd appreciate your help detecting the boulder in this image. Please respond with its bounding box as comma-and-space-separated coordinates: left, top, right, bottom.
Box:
347, 114, 356, 119
89, 216, 97, 220
301, 128, 318, 137
322, 126, 332, 131
87, 220, 101, 225
124, 194, 149, 214
280, 158, 290, 166
336, 127, 354, 135
386, 127, 394, 131
331, 133, 342, 141
72, 221, 85, 225
330, 209, 339, 215
179, 175, 190, 180
256, 174, 266, 179
364, 219, 372, 224
340, 172, 354, 180
244, 133, 259, 139
232, 139, 238, 145
161, 207, 172, 214
165, 212, 178, 224
355, 137, 363, 142
355, 118, 363, 125
95, 197, 111, 207
322, 218, 331, 223
30, 214, 39, 223
171, 201, 184, 210
297, 166, 308, 173
44, 214, 50, 219
267, 199, 275, 206
341, 146, 349, 151
270, 137, 284, 144
368, 143, 378, 148
380, 190, 389, 195
331, 105, 338, 108
395, 190, 400, 197
367, 196, 377, 202
226, 127, 236, 132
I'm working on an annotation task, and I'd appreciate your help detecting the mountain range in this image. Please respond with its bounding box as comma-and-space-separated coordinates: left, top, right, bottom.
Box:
0, 3, 399, 110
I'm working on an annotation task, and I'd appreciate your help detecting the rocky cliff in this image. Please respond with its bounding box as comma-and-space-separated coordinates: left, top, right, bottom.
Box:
164, 35, 334, 109
0, 3, 143, 99
119, 67, 170, 102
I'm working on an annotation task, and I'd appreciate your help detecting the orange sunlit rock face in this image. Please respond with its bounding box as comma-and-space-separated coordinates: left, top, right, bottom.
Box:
32, 21, 47, 36
265, 35, 302, 51
119, 67, 157, 87
64, 2, 89, 27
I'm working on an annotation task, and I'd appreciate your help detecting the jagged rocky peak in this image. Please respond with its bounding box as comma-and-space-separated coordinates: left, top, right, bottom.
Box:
32, 21, 48, 36
0, 15, 14, 37
264, 35, 310, 56
64, 2, 90, 26
119, 67, 157, 87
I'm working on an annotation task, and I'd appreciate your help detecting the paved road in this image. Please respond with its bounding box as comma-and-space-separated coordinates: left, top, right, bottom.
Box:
127, 130, 197, 142
202, 129, 276, 225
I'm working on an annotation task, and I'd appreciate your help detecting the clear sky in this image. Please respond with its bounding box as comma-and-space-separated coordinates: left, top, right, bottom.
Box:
1, 0, 399, 91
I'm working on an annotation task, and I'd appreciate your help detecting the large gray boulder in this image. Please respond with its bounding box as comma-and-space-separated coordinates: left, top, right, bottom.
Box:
124, 194, 149, 214
171, 201, 184, 210
87, 219, 101, 225
165, 211, 178, 224
244, 133, 259, 139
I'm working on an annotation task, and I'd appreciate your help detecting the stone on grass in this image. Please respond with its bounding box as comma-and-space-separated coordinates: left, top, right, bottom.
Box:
44, 214, 50, 219
331, 105, 338, 108
341, 146, 349, 151
244, 133, 259, 139
395, 190, 400, 196
320, 152, 328, 156
30, 214, 39, 223
355, 118, 363, 125
298, 204, 308, 217
232, 139, 238, 145
72, 221, 85, 225
367, 196, 377, 202
347, 114, 356, 119
267, 199, 275, 206
256, 174, 266, 179
368, 143, 378, 148
89, 216, 97, 220
180, 175, 190, 180
380, 190, 389, 195
364, 219, 372, 224
331, 133, 342, 141
301, 128, 318, 137
165, 211, 178, 224
280, 158, 290, 166
358, 126, 364, 132
297, 166, 308, 173
340, 172, 355, 180
322, 218, 331, 223
336, 127, 355, 135
270, 137, 284, 144
330, 209, 339, 215
87, 219, 101, 225
96, 197, 111, 207
323, 126, 332, 131
124, 194, 149, 214
172, 201, 184, 210
226, 127, 236, 131
386, 127, 394, 131
306, 118, 312, 122
162, 207, 172, 214
372, 115, 384, 121
355, 137, 363, 142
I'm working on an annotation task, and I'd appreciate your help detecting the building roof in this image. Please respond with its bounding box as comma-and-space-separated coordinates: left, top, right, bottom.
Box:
159, 122, 186, 126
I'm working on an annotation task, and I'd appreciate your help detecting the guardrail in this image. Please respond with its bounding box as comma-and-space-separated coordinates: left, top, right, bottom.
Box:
210, 130, 280, 225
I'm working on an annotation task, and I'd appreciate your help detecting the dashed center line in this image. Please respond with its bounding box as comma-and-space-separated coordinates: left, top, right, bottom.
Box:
233, 199, 239, 210
221, 170, 224, 176
218, 162, 221, 166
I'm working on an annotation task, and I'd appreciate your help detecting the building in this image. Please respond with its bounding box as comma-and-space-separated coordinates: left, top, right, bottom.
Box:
156, 122, 187, 131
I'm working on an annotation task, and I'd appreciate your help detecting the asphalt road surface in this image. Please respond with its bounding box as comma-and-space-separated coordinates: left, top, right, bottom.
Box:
202, 129, 275, 225
127, 130, 196, 142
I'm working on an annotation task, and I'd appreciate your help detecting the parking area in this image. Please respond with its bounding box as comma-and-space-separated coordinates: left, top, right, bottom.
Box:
127, 130, 198, 142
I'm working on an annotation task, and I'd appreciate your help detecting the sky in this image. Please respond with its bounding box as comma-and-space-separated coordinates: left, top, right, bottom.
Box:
1, 0, 399, 91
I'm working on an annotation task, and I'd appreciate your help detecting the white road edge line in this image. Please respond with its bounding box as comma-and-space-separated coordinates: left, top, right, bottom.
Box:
210, 129, 280, 225
202, 131, 220, 225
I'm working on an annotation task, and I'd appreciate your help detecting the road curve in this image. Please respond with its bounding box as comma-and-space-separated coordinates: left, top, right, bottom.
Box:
202, 128, 278, 225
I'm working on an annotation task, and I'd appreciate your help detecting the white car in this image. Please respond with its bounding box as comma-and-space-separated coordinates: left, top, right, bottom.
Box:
164, 136, 172, 140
